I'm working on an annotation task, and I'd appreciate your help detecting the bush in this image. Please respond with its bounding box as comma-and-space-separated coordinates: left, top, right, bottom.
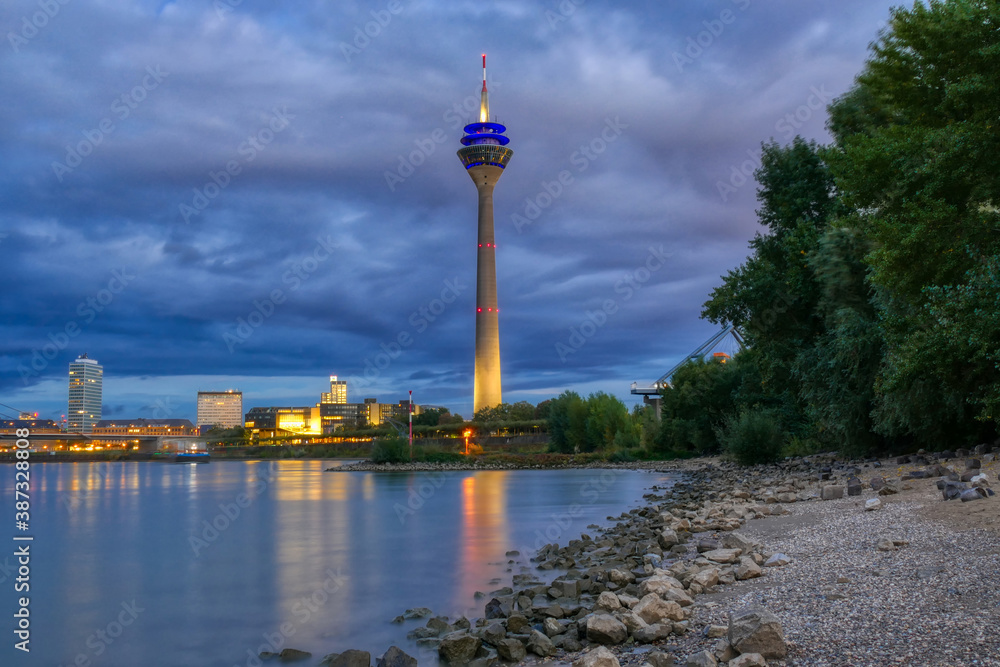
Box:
717, 409, 784, 465
370, 437, 410, 464
607, 448, 636, 463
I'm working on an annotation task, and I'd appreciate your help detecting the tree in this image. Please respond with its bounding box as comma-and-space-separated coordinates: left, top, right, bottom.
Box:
547, 391, 588, 453
703, 138, 840, 439
654, 357, 743, 455
794, 227, 886, 455
583, 392, 630, 452
826, 0, 1000, 445
508, 401, 537, 421
413, 408, 449, 427
473, 403, 510, 425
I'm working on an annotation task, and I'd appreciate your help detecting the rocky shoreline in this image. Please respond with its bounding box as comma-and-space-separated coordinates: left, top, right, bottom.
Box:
283, 446, 998, 667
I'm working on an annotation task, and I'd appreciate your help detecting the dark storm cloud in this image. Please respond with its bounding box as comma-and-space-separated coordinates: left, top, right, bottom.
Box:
0, 0, 898, 418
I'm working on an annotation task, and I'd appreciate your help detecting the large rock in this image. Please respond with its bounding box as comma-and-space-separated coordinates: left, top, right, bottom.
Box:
696, 538, 722, 553
735, 556, 762, 581
728, 654, 768, 667
713, 638, 737, 662
728, 606, 787, 660
480, 622, 505, 646
702, 548, 742, 564
685, 650, 717, 666
619, 610, 647, 635
484, 598, 508, 619
543, 617, 565, 637
608, 568, 635, 585
664, 587, 695, 606
640, 574, 684, 597
691, 567, 719, 589
586, 614, 628, 645
438, 633, 482, 664
496, 638, 525, 662
720, 532, 758, 554
646, 651, 673, 667
278, 649, 313, 662
632, 622, 673, 643
764, 553, 790, 567
633, 593, 684, 624
960, 488, 987, 502
527, 629, 556, 657
572, 646, 620, 667
505, 615, 530, 634
847, 477, 863, 496
595, 591, 622, 612
864, 498, 882, 511
878, 481, 899, 496
376, 647, 415, 667
821, 485, 844, 500
658, 528, 679, 549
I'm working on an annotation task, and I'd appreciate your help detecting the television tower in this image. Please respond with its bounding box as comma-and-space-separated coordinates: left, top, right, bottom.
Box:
458, 55, 513, 414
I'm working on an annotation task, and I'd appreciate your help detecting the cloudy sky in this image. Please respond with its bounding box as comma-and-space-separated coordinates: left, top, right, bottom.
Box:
0, 0, 899, 422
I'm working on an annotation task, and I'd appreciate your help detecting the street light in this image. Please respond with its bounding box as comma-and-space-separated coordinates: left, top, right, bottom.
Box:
463, 429, 472, 456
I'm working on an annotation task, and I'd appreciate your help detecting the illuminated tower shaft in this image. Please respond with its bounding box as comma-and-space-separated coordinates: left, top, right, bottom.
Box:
458, 55, 513, 413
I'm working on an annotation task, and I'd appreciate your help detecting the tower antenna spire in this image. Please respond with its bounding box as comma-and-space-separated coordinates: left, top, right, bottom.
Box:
480, 54, 489, 123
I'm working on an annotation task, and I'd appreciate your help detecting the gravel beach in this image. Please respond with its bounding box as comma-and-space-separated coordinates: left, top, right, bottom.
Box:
652, 474, 1000, 666
318, 453, 998, 667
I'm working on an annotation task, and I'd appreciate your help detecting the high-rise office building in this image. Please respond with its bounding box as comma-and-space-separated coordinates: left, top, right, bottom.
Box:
68, 354, 102, 433
196, 390, 243, 428
320, 376, 347, 404
457, 55, 513, 413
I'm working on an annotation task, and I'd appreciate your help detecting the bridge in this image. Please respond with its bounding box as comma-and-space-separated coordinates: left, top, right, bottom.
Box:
631, 325, 745, 418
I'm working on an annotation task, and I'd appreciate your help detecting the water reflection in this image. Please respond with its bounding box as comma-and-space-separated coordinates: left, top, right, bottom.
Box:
2, 461, 663, 667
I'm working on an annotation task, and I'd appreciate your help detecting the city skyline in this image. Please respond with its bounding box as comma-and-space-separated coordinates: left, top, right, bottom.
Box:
0, 1, 900, 420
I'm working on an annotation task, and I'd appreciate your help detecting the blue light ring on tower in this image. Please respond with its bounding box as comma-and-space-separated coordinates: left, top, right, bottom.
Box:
458, 145, 513, 170
461, 121, 510, 146
461, 133, 510, 147
463, 121, 507, 134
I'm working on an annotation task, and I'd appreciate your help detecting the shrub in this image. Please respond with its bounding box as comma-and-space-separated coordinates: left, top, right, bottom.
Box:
717, 409, 784, 465
370, 437, 410, 464
607, 448, 636, 463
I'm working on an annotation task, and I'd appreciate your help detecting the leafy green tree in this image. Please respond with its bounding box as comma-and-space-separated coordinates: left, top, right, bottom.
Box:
508, 401, 537, 422
583, 392, 630, 452
703, 138, 840, 438
654, 357, 743, 455
473, 403, 510, 424
826, 0, 1000, 445
546, 391, 589, 453
413, 408, 448, 427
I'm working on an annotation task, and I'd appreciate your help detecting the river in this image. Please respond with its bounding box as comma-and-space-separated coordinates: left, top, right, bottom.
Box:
1, 460, 674, 666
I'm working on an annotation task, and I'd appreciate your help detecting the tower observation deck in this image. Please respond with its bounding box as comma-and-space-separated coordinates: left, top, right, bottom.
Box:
458, 55, 513, 413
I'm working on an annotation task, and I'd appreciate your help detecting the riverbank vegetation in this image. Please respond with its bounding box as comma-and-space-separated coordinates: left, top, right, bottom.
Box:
680, 0, 1000, 462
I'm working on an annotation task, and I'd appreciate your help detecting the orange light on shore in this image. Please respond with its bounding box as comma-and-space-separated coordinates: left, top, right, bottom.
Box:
463, 429, 472, 456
